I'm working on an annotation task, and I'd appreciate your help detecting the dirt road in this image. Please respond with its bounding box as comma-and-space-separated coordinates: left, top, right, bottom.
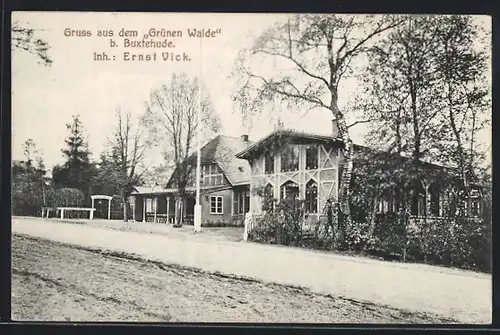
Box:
12, 234, 456, 323
12, 217, 492, 323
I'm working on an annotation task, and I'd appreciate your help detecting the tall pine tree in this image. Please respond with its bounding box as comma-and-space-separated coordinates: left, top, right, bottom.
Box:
52, 115, 96, 203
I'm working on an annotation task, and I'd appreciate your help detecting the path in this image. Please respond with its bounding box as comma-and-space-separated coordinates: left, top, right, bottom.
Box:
12, 217, 491, 323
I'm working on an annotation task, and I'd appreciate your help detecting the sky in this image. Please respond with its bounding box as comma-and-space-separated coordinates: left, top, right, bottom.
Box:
12, 12, 492, 173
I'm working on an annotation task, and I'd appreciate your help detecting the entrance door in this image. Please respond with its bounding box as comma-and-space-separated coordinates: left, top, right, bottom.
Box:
244, 192, 250, 213
186, 197, 195, 215
94, 199, 107, 219
185, 196, 195, 225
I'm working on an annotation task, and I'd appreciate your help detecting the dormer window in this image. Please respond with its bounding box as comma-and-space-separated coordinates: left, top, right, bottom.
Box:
202, 163, 223, 186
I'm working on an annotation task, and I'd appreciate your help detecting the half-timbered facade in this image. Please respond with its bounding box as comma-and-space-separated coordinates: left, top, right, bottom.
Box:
236, 130, 342, 224
236, 122, 485, 235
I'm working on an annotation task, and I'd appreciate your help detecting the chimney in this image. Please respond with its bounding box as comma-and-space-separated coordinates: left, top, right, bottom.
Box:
332, 118, 340, 138
241, 134, 249, 142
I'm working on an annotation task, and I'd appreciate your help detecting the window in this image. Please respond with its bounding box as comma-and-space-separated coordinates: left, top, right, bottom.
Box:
471, 199, 480, 216
264, 152, 275, 174
210, 196, 223, 214
411, 193, 426, 216
305, 146, 318, 170
377, 199, 389, 214
236, 190, 250, 214
469, 189, 481, 217
203, 164, 223, 186
430, 191, 440, 216
146, 198, 155, 212
377, 191, 396, 214
305, 180, 318, 213
281, 146, 300, 172
280, 181, 299, 201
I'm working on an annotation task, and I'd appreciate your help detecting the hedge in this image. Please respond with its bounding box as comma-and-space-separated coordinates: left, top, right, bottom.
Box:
247, 199, 491, 273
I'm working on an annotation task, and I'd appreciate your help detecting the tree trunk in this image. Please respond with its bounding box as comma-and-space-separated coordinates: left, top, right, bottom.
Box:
401, 206, 408, 262
364, 190, 381, 251
174, 195, 183, 227
121, 189, 128, 222
399, 189, 412, 262
335, 112, 353, 245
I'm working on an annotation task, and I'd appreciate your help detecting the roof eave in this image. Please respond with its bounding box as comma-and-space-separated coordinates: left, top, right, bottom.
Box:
235, 131, 344, 160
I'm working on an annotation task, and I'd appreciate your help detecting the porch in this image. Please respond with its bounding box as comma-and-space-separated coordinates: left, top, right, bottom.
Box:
129, 185, 251, 226
245, 178, 485, 235
129, 192, 195, 224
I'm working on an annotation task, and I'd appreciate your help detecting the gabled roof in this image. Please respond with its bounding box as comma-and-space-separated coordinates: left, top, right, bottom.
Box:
212, 135, 253, 185
166, 135, 253, 187
130, 185, 169, 195
235, 129, 454, 174
235, 129, 343, 159
129, 184, 234, 195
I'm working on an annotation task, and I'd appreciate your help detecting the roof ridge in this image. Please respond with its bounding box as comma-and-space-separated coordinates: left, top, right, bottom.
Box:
219, 134, 241, 140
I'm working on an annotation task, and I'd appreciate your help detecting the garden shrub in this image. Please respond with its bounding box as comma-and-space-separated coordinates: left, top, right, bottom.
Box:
370, 212, 406, 257
247, 198, 305, 246
247, 189, 491, 273
49, 187, 85, 207
201, 220, 244, 228
344, 220, 372, 252
249, 206, 491, 272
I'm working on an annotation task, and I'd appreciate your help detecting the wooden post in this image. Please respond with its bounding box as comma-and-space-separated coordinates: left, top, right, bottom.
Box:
60, 208, 64, 219
132, 197, 136, 221
231, 190, 234, 217
107, 199, 111, 220
425, 186, 431, 217
166, 196, 170, 224
41, 208, 44, 218
91, 198, 95, 211
174, 198, 178, 225
243, 191, 246, 213
143, 197, 146, 222
438, 193, 443, 217
154, 197, 157, 223
90, 208, 94, 220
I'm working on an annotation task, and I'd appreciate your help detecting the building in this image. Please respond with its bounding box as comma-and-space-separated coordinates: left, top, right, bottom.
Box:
128, 135, 252, 225
235, 120, 485, 234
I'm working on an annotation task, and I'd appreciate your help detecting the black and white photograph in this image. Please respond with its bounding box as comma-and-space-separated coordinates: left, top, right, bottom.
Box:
11, 12, 492, 324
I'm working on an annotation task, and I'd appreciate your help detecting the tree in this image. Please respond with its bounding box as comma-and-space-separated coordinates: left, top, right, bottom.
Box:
90, 153, 121, 196
22, 138, 37, 167
12, 21, 52, 65
358, 15, 457, 222
233, 14, 402, 237
12, 139, 48, 216
99, 109, 150, 222
142, 73, 220, 227
356, 15, 490, 262
52, 115, 95, 201
359, 15, 490, 215
361, 16, 445, 160
432, 15, 490, 202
